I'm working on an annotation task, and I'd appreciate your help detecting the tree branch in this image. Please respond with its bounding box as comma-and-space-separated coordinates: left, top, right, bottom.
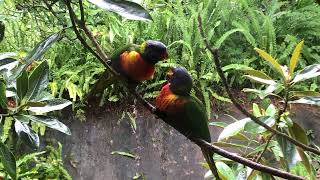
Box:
62, 2, 306, 179
197, 15, 320, 156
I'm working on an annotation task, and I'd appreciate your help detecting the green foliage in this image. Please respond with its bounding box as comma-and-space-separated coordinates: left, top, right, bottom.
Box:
210, 41, 319, 179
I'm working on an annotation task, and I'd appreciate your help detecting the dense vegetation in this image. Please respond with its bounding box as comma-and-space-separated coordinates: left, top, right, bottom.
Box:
0, 0, 319, 179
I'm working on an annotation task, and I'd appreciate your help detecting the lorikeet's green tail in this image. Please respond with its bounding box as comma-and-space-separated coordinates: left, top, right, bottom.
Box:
202, 148, 221, 180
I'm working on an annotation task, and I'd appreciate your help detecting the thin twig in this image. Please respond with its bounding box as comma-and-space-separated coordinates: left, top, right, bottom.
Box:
197, 15, 320, 155
63, 2, 305, 179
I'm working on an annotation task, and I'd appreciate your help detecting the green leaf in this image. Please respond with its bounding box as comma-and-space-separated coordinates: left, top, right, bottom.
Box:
289, 40, 304, 76
209, 122, 228, 128
88, 0, 152, 21
244, 116, 275, 134
24, 33, 60, 64
24, 61, 49, 101
216, 161, 236, 180
14, 120, 40, 149
288, 122, 308, 145
16, 71, 28, 100
243, 75, 276, 85
0, 141, 16, 180
265, 104, 277, 117
291, 91, 320, 98
0, 80, 7, 109
297, 149, 313, 178
218, 118, 251, 141
252, 103, 261, 117
27, 98, 72, 113
111, 151, 136, 159
289, 96, 320, 106
0, 52, 16, 61
26, 115, 71, 135
213, 142, 248, 149
292, 64, 320, 83
222, 64, 253, 71
215, 28, 244, 48
254, 48, 285, 79
243, 69, 273, 80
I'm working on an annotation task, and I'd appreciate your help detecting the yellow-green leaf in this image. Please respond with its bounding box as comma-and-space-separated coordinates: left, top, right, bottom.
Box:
243, 69, 273, 80
291, 91, 320, 98
289, 40, 304, 76
254, 48, 284, 79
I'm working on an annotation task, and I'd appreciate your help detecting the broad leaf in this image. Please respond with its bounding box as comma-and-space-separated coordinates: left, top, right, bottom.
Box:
252, 103, 262, 117
292, 64, 320, 83
16, 71, 28, 100
244, 116, 275, 134
289, 40, 304, 76
24, 61, 49, 101
111, 151, 136, 159
291, 91, 320, 98
27, 98, 72, 113
243, 69, 273, 80
0, 79, 7, 109
14, 120, 40, 149
254, 48, 285, 79
289, 96, 320, 106
243, 75, 276, 85
0, 141, 16, 180
88, 0, 152, 21
218, 118, 251, 141
276, 130, 300, 170
24, 33, 60, 64
288, 122, 308, 145
297, 149, 313, 178
243, 83, 283, 99
0, 52, 16, 61
213, 142, 248, 149
209, 122, 228, 128
27, 115, 71, 135
216, 161, 236, 180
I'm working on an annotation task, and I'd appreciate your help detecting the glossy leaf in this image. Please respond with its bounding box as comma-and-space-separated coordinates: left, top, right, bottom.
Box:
111, 151, 136, 159
297, 148, 313, 177
16, 71, 28, 100
0, 80, 7, 109
0, 52, 16, 61
209, 122, 228, 128
216, 161, 236, 180
289, 96, 320, 106
276, 130, 300, 169
88, 0, 152, 21
0, 141, 16, 180
254, 48, 285, 79
14, 120, 40, 149
218, 118, 251, 141
252, 103, 261, 117
243, 83, 283, 99
28, 98, 72, 113
243, 69, 273, 80
289, 40, 304, 76
244, 116, 275, 134
292, 64, 320, 83
24, 33, 60, 64
26, 115, 71, 135
243, 75, 276, 85
288, 122, 308, 145
291, 91, 320, 97
24, 61, 49, 101
265, 104, 277, 117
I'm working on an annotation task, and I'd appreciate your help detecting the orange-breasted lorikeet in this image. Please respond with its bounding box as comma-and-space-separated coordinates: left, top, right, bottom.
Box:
87, 40, 168, 102
156, 67, 220, 179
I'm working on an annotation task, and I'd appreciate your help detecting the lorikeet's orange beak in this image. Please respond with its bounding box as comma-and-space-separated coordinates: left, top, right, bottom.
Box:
161, 51, 169, 60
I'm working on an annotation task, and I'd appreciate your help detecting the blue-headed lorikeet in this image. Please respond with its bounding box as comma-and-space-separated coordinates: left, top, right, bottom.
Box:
156, 67, 220, 179
87, 40, 168, 103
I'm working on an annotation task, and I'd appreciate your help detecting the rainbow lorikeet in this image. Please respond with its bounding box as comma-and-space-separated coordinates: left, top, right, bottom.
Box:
87, 40, 168, 102
156, 67, 220, 179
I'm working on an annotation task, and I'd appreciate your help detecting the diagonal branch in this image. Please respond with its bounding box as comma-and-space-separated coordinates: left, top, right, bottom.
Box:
63, 2, 305, 179
197, 15, 320, 156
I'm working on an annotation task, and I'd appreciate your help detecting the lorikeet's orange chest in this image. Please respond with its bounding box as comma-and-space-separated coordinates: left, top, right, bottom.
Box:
156, 83, 186, 114
120, 51, 155, 82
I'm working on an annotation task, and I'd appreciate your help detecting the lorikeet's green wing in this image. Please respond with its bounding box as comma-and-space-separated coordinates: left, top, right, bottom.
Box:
86, 43, 139, 103
185, 97, 220, 179
184, 97, 211, 143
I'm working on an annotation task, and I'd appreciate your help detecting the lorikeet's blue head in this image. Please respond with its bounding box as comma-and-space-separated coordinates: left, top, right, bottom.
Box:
166, 67, 193, 96
141, 40, 168, 64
